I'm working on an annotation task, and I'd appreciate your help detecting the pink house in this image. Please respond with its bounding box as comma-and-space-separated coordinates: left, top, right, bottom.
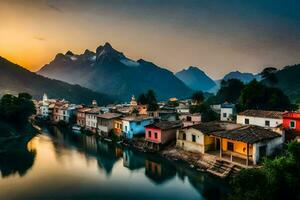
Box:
145, 121, 182, 150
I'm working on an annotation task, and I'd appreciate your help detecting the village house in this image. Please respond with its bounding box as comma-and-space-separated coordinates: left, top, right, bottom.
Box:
144, 121, 182, 150
175, 104, 190, 114
236, 109, 283, 128
122, 116, 153, 139
220, 103, 236, 121
179, 113, 201, 127
282, 112, 300, 141
76, 108, 91, 127
176, 122, 283, 166
85, 107, 100, 133
148, 109, 178, 121
113, 118, 123, 137
52, 101, 70, 123
97, 113, 122, 137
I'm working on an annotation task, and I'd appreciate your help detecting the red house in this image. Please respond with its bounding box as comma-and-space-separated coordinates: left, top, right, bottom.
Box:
282, 112, 300, 141
145, 121, 182, 150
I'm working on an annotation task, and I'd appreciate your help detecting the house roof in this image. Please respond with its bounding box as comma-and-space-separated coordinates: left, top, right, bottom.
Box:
145, 121, 182, 130
210, 125, 281, 144
86, 108, 100, 114
122, 116, 152, 122
189, 122, 227, 134
221, 103, 235, 109
98, 112, 122, 119
238, 109, 283, 119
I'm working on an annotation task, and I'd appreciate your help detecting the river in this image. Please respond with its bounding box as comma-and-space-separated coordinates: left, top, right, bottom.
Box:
0, 127, 229, 200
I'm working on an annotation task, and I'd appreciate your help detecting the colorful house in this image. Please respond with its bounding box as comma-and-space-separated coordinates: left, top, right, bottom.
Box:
97, 113, 122, 137
176, 122, 283, 166
179, 113, 201, 127
76, 108, 91, 127
236, 109, 283, 128
282, 112, 300, 141
122, 116, 153, 139
113, 119, 123, 137
145, 121, 182, 150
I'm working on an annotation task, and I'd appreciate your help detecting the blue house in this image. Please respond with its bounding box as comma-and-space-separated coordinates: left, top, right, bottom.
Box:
122, 116, 153, 139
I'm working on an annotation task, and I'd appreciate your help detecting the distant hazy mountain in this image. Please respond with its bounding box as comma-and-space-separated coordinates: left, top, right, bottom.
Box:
0, 57, 115, 105
175, 66, 216, 92
222, 71, 261, 83
38, 42, 192, 101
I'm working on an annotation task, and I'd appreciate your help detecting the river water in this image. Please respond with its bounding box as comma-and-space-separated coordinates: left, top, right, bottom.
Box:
0, 127, 229, 200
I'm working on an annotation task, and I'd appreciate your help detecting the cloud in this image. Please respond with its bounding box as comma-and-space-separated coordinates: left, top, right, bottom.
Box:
33, 36, 46, 41
47, 3, 63, 13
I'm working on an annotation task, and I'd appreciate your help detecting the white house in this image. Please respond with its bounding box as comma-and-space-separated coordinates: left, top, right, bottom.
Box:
236, 110, 283, 128
220, 103, 236, 121
85, 108, 100, 132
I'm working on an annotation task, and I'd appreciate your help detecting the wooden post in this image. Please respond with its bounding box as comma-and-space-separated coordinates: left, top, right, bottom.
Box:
220, 138, 222, 158
246, 143, 249, 166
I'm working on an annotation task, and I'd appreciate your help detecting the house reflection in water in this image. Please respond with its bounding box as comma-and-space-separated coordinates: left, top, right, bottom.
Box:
122, 149, 145, 170
96, 140, 121, 175
144, 158, 176, 184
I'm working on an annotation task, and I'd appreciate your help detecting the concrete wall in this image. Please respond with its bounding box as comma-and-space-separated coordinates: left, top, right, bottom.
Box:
237, 115, 282, 128
176, 128, 205, 153
252, 136, 283, 164
220, 108, 234, 121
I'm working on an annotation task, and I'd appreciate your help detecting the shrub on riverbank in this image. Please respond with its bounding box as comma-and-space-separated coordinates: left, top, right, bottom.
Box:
228, 141, 300, 200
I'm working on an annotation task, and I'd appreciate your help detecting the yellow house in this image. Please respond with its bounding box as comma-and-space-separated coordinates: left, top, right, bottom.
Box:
177, 122, 283, 166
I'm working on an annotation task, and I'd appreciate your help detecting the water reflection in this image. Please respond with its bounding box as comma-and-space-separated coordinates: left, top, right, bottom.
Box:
0, 136, 36, 178
0, 127, 229, 200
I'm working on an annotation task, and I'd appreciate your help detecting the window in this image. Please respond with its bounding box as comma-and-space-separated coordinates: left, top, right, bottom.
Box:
125, 126, 127, 132
182, 133, 186, 140
148, 131, 152, 138
265, 120, 270, 127
290, 121, 296, 129
245, 118, 249, 124
187, 116, 192, 121
136, 121, 141, 125
192, 134, 196, 142
223, 113, 227, 118
154, 132, 158, 139
227, 142, 234, 151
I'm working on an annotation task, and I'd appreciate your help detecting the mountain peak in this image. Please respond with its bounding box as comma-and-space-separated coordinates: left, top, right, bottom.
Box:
65, 51, 74, 56
95, 42, 125, 63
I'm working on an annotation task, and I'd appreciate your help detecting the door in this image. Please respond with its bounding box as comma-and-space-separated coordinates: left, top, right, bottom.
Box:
216, 138, 220, 150
259, 145, 267, 162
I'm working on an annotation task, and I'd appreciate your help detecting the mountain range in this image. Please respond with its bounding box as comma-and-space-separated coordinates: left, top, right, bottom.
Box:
222, 71, 261, 83
38, 42, 192, 101
175, 66, 216, 91
0, 57, 115, 105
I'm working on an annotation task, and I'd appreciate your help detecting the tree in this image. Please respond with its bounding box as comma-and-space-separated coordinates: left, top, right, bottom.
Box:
191, 91, 204, 105
260, 67, 278, 85
0, 93, 36, 126
146, 90, 159, 111
207, 79, 244, 104
137, 93, 147, 105
240, 80, 294, 111
190, 103, 218, 122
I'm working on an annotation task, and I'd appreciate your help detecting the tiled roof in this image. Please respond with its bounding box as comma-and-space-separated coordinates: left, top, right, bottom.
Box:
210, 125, 281, 144
98, 112, 122, 119
145, 121, 182, 130
238, 109, 283, 119
122, 116, 152, 122
86, 108, 100, 114
190, 122, 226, 134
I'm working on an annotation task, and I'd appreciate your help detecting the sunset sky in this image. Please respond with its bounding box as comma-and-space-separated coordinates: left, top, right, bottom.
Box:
0, 0, 299, 79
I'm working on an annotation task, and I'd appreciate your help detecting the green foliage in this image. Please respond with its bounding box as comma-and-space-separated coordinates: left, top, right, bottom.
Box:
190, 103, 218, 122
260, 67, 278, 85
208, 79, 244, 104
191, 91, 204, 105
0, 93, 36, 126
137, 93, 147, 105
138, 90, 159, 111
229, 141, 300, 200
240, 80, 294, 111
